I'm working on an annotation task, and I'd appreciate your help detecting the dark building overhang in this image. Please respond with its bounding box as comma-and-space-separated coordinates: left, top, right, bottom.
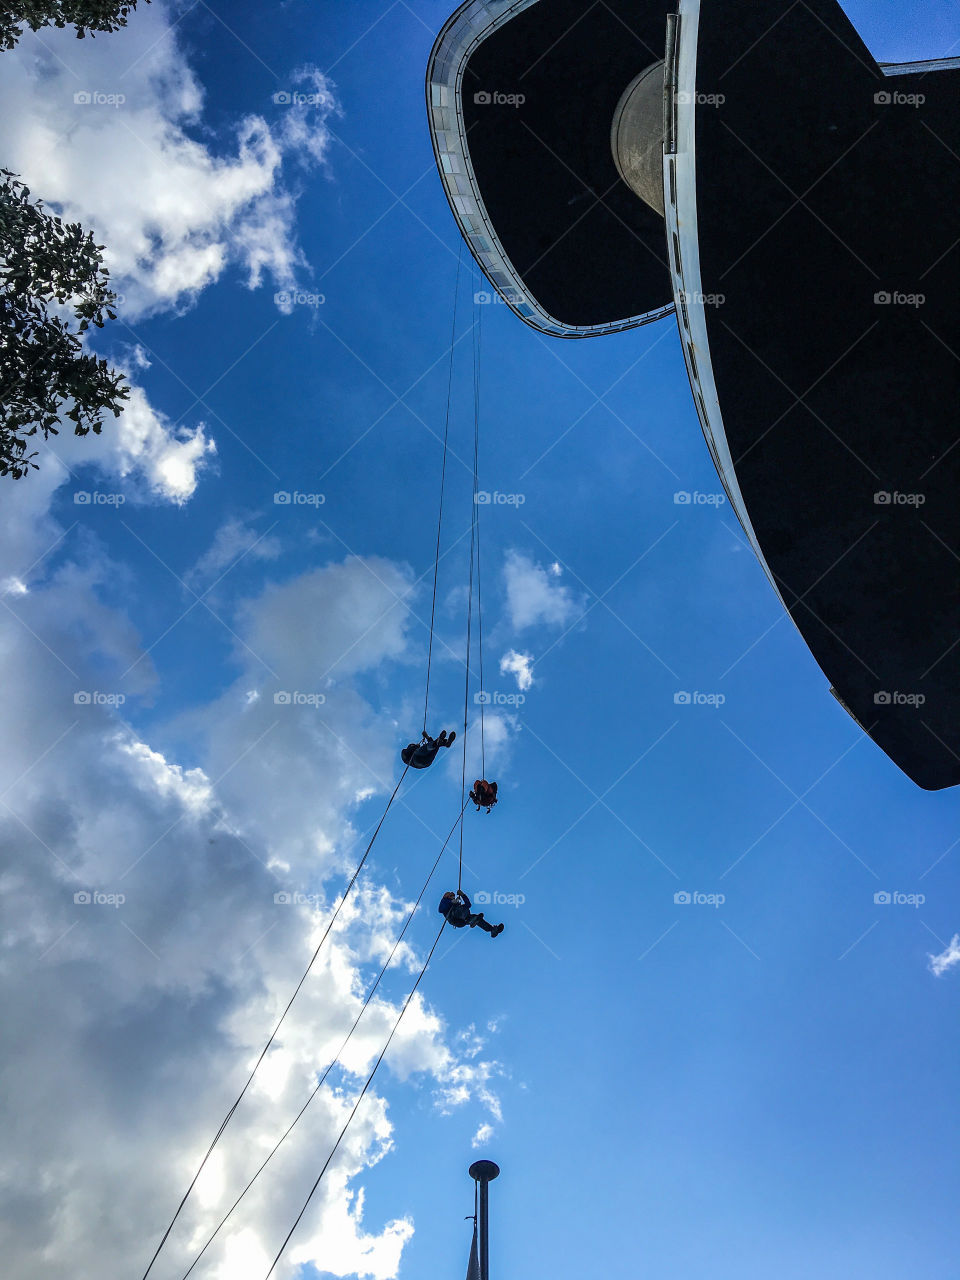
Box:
426, 0, 960, 789
674, 0, 960, 789
426, 0, 676, 336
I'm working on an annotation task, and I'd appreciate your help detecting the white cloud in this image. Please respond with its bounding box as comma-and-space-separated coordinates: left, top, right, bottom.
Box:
0, 485, 501, 1277
237, 554, 414, 684
0, 13, 339, 320
472, 1123, 494, 1148
104, 383, 216, 502
115, 736, 213, 814
188, 516, 282, 587
503, 550, 578, 630
128, 344, 152, 370
499, 649, 534, 691
0, 15, 501, 1276
0, 12, 354, 515
28, 375, 216, 507
441, 711, 516, 790
928, 934, 960, 977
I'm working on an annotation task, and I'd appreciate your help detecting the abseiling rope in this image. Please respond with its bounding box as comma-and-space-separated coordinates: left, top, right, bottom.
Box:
423, 242, 464, 735
263, 920, 450, 1280
473, 291, 486, 781
141, 765, 410, 1280
148, 251, 488, 1280
258, 263, 487, 1275
457, 506, 476, 892
456, 280, 486, 889
179, 800, 469, 1279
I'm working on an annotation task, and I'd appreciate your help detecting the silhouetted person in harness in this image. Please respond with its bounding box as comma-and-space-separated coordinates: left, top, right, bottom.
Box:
469, 779, 498, 812
439, 889, 503, 937
401, 729, 456, 770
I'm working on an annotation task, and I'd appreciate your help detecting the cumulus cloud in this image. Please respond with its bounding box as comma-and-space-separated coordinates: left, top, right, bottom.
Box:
0, 13, 339, 319
104, 382, 216, 502
0, 15, 500, 1277
0, 497, 501, 1279
499, 649, 534, 692
928, 934, 960, 977
24, 374, 215, 508
503, 550, 578, 631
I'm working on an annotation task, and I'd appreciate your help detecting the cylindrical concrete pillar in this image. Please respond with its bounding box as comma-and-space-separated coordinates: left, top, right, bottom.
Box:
611, 61, 666, 216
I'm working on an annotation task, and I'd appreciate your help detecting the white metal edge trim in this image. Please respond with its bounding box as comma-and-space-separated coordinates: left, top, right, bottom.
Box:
880, 56, 960, 75
427, 0, 675, 338
665, 0, 790, 618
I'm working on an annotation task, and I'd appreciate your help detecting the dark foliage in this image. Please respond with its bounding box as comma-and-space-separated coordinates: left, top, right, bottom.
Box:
1, 1, 147, 49
0, 169, 128, 478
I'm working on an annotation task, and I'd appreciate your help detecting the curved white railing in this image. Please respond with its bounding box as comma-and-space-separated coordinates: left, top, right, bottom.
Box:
426, 0, 675, 338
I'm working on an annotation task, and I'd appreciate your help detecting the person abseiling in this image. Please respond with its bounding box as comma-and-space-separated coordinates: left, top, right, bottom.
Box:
469, 779, 498, 812
401, 729, 456, 770
438, 889, 503, 937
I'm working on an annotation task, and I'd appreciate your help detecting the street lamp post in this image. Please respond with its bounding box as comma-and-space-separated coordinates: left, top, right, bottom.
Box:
468, 1159, 500, 1280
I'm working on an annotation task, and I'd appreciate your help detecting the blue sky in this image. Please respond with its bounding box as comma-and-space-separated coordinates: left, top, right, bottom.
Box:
1, 2, 959, 1278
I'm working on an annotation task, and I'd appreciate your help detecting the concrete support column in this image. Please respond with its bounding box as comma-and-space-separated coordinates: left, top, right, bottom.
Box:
611, 61, 666, 216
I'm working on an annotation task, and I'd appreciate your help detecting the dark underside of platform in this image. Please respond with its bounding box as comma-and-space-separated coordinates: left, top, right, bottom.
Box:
463, 0, 674, 328
693, 0, 960, 787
